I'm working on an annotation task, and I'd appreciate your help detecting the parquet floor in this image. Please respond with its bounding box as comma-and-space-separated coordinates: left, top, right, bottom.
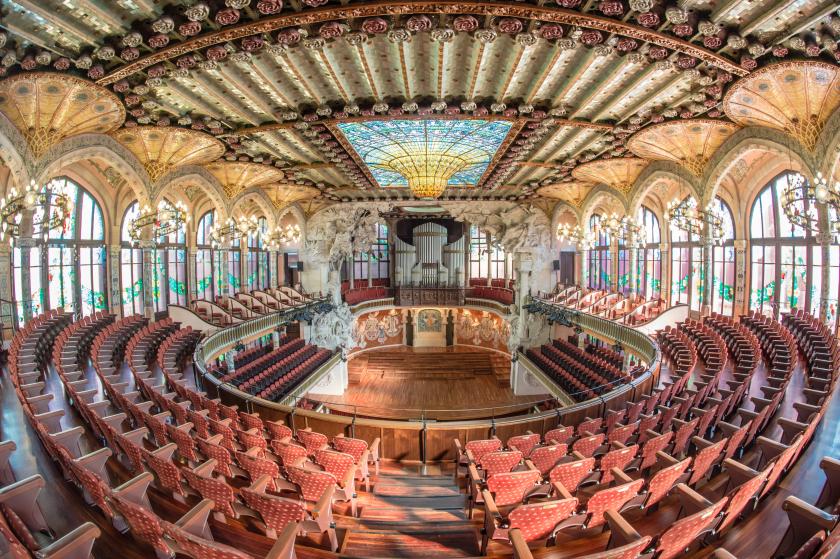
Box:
311, 346, 546, 420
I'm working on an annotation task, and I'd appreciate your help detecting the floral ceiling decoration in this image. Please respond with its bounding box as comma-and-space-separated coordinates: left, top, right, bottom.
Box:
204, 160, 286, 198
572, 157, 649, 196
112, 125, 225, 183
535, 181, 594, 208
0, 72, 125, 159
626, 119, 741, 177
268, 183, 321, 210
723, 61, 840, 152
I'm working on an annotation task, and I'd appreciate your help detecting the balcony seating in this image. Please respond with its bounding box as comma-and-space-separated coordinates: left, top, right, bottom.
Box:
343, 286, 394, 305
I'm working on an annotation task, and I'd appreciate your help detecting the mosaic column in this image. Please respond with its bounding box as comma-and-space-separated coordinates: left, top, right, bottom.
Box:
187, 247, 197, 306
733, 239, 747, 315
348, 254, 355, 290
516, 255, 533, 347
464, 223, 471, 286
241, 244, 249, 292
628, 245, 639, 297
486, 233, 492, 286
367, 252, 373, 287
0, 243, 13, 338
217, 247, 229, 297
109, 244, 121, 316
818, 203, 832, 323
16, 237, 36, 322
610, 238, 619, 292
140, 240, 156, 319
580, 249, 588, 287
659, 243, 669, 305
701, 237, 714, 317
269, 250, 279, 288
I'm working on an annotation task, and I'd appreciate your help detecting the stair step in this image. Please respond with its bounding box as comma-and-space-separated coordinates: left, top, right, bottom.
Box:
360, 507, 469, 522
341, 528, 480, 558
374, 484, 461, 498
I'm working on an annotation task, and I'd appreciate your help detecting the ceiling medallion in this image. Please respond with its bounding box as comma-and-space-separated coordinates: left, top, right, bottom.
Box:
208, 216, 260, 248
723, 61, 840, 151
0, 180, 72, 244
128, 200, 189, 245
627, 119, 740, 177
112, 126, 225, 183
0, 72, 124, 159
665, 197, 725, 245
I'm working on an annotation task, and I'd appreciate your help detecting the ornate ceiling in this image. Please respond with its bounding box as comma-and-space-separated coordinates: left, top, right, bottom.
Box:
0, 0, 838, 208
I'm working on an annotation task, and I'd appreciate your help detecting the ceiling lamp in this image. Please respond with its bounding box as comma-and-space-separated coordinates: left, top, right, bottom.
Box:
572, 158, 649, 196
781, 172, 840, 234
112, 126, 225, 183
128, 200, 189, 245
627, 120, 740, 177
597, 213, 644, 248
556, 223, 595, 249
208, 216, 260, 248
204, 161, 286, 198
0, 180, 72, 244
0, 72, 125, 159
666, 197, 725, 245
724, 61, 840, 151
266, 224, 302, 249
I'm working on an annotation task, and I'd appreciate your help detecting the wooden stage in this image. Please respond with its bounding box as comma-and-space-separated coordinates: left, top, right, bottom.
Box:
307, 346, 548, 420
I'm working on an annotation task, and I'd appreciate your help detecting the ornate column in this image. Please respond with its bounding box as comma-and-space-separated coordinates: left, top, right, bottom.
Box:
269, 251, 279, 288
348, 254, 355, 289
16, 237, 35, 321
367, 252, 373, 287
818, 203, 832, 322
139, 240, 156, 319
579, 248, 588, 287
610, 238, 619, 292
733, 239, 747, 315
701, 236, 714, 316
217, 246, 229, 297
659, 242, 670, 305
486, 233, 492, 286
628, 239, 639, 296
187, 247, 197, 306
240, 244, 250, 292
109, 244, 121, 316
464, 222, 471, 286
516, 255, 533, 348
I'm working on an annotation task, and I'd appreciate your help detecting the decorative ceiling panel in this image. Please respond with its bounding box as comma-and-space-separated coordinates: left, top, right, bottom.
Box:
113, 126, 225, 183
627, 119, 740, 176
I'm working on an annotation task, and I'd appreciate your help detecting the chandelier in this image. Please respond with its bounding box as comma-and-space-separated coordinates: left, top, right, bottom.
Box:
666, 197, 725, 245
266, 224, 302, 249
0, 180, 72, 244
209, 216, 260, 249
596, 213, 644, 248
781, 172, 840, 234
556, 224, 595, 249
129, 200, 189, 245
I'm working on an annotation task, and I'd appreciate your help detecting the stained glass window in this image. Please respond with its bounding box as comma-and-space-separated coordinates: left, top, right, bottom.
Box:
669, 197, 705, 311
121, 202, 144, 316
246, 217, 269, 290
155, 199, 188, 309
470, 225, 489, 279
749, 172, 817, 318
711, 198, 736, 316
335, 119, 513, 190
11, 177, 107, 322
588, 215, 611, 290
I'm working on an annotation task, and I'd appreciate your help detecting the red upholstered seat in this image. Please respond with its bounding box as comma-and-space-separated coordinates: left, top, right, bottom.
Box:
486, 469, 542, 507
479, 451, 523, 478
466, 439, 503, 462
507, 434, 540, 457
549, 457, 596, 493
529, 444, 568, 475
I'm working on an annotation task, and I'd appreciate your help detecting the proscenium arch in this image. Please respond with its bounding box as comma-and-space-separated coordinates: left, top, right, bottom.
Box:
702, 126, 819, 204
33, 134, 152, 207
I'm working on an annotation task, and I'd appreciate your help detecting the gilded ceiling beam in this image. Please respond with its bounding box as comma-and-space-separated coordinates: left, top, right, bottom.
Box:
96, 0, 747, 85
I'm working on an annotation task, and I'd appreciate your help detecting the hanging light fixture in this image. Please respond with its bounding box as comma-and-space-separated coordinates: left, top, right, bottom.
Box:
208, 216, 260, 249
596, 213, 644, 248
556, 223, 595, 249
128, 200, 189, 245
0, 179, 72, 245
266, 223, 302, 249
780, 171, 840, 234
666, 196, 725, 245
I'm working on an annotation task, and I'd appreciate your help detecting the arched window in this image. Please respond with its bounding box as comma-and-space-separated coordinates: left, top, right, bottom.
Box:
588, 214, 610, 290
13, 177, 108, 321
828, 204, 840, 333
246, 217, 269, 290
635, 206, 662, 299
195, 211, 215, 301
469, 225, 507, 281
228, 237, 241, 295
750, 172, 818, 318
670, 198, 703, 311
711, 198, 736, 316
120, 202, 143, 316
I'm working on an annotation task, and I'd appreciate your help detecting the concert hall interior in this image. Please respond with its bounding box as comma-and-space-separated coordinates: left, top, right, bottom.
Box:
1, 0, 840, 557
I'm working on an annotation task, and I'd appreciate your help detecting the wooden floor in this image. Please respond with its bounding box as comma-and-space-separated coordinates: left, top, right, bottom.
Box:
310, 346, 546, 420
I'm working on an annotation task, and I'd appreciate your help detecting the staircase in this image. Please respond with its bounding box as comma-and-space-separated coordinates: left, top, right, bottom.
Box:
340, 468, 480, 558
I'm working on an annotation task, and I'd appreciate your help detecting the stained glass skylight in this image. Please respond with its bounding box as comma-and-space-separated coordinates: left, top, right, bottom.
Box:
335, 119, 514, 195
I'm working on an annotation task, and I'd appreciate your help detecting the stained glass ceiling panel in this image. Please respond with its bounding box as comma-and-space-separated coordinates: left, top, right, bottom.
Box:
335, 119, 513, 189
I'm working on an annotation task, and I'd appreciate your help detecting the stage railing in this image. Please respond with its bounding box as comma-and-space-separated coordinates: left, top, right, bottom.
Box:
193, 296, 661, 463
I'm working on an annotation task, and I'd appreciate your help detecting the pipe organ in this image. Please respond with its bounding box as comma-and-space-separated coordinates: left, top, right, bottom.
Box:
394, 221, 465, 287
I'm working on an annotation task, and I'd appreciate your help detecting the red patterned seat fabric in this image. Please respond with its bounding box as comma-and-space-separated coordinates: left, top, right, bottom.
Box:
584, 479, 645, 528
480, 451, 523, 477
549, 457, 596, 493
465, 439, 503, 462
297, 430, 329, 454
110, 494, 170, 556
181, 469, 237, 517
655, 497, 728, 559
287, 465, 337, 503
529, 444, 568, 475
486, 469, 542, 507
507, 434, 540, 457
332, 437, 368, 463
239, 487, 306, 534
503, 498, 578, 542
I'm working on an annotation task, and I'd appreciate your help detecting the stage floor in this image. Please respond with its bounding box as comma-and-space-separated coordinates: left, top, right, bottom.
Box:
307, 346, 548, 420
